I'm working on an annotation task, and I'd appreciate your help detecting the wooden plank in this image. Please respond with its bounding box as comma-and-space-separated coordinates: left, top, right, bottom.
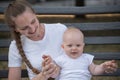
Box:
0, 24, 10, 32
85, 36, 120, 45
91, 52, 120, 60
0, 52, 120, 61
0, 5, 120, 14
0, 54, 8, 61
0, 39, 11, 48
65, 22, 120, 31
0, 36, 120, 48
0, 69, 28, 78
0, 22, 120, 32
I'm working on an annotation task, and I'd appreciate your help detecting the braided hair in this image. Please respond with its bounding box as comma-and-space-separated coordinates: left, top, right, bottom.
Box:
4, 0, 40, 74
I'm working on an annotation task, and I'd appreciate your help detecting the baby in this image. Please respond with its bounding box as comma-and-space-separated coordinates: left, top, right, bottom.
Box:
42, 27, 117, 80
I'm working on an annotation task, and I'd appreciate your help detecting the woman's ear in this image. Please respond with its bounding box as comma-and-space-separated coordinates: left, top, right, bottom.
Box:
15, 28, 19, 32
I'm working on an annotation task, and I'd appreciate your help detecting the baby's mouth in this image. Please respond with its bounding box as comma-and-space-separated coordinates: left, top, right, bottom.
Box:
71, 52, 78, 55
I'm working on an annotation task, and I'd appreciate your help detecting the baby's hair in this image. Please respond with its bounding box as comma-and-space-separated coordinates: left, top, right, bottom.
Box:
4, 0, 40, 74
65, 26, 83, 34
67, 26, 82, 32
64, 26, 84, 41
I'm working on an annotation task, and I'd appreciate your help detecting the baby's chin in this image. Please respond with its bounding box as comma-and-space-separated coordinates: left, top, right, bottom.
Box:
69, 54, 82, 59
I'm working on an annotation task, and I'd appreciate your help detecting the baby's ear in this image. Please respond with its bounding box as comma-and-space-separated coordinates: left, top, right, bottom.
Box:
83, 43, 85, 46
61, 44, 64, 49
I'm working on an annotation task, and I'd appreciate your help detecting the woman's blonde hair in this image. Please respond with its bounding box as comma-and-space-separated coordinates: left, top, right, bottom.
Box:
4, 0, 40, 74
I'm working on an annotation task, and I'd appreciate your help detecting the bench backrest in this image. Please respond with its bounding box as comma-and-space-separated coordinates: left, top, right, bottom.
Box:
0, 5, 120, 78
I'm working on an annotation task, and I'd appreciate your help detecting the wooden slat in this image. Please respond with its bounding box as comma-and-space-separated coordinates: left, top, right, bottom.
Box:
0, 36, 120, 48
33, 5, 120, 15
0, 52, 120, 61
0, 54, 8, 61
0, 69, 28, 78
65, 22, 120, 31
0, 24, 10, 32
0, 22, 120, 32
0, 39, 11, 48
91, 52, 120, 60
85, 36, 120, 45
0, 5, 120, 14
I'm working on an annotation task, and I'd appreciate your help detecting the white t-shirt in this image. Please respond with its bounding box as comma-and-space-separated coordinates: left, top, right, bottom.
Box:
8, 23, 67, 80
54, 53, 94, 80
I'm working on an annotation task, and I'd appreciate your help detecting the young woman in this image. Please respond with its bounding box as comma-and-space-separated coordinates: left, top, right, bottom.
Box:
4, 0, 67, 80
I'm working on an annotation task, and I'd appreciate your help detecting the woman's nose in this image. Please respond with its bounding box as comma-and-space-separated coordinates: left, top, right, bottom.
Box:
28, 25, 35, 34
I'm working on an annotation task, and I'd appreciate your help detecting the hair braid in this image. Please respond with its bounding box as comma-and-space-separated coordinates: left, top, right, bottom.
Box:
4, 0, 40, 74
13, 30, 40, 74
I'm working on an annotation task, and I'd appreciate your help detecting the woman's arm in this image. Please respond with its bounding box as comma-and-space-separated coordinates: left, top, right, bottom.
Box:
31, 72, 47, 80
42, 55, 60, 78
32, 55, 60, 80
8, 67, 21, 80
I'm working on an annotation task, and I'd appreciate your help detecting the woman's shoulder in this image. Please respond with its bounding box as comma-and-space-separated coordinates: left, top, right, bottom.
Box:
9, 40, 16, 47
44, 23, 67, 30
9, 40, 19, 54
44, 23, 67, 36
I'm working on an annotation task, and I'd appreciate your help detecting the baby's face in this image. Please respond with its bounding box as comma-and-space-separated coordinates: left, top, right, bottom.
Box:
62, 30, 84, 59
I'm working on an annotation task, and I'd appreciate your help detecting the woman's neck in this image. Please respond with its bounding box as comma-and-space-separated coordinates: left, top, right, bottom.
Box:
28, 23, 45, 41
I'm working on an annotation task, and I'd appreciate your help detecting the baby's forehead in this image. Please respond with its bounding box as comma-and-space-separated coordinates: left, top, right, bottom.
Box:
65, 28, 82, 35
63, 28, 84, 41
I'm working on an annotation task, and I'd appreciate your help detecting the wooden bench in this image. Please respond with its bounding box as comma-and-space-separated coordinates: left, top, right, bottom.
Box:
0, 5, 120, 79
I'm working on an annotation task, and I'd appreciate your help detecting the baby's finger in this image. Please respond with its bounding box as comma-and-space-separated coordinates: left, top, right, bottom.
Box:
42, 60, 46, 67
46, 57, 52, 63
110, 62, 118, 69
42, 55, 48, 59
111, 60, 116, 63
105, 66, 117, 73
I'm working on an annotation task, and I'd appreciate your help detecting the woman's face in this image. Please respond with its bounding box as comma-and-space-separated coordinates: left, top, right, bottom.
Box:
12, 9, 40, 40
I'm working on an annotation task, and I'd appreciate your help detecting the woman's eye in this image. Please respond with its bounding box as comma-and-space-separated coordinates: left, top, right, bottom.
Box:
21, 27, 27, 30
31, 19, 35, 24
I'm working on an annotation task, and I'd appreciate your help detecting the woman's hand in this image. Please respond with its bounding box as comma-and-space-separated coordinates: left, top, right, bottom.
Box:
42, 55, 60, 78
42, 55, 60, 79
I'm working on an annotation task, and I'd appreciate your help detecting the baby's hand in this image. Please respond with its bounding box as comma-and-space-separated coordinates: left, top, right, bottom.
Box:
103, 60, 118, 73
42, 55, 53, 65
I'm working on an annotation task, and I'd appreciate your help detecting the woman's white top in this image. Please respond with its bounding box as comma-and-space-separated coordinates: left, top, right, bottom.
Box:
8, 23, 67, 79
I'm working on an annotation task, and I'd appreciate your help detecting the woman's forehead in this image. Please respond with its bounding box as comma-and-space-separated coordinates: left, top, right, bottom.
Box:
12, 10, 35, 27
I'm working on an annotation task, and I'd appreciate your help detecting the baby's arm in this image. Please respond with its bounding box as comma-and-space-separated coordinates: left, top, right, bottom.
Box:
89, 60, 117, 75
42, 55, 60, 78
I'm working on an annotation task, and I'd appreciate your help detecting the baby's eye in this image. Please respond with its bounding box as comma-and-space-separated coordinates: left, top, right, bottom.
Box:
76, 44, 80, 47
67, 45, 72, 47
